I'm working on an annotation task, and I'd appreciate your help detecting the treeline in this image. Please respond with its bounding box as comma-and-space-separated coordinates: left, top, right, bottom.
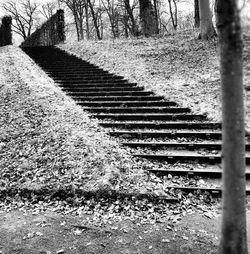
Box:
0, 16, 12, 46
60, 0, 196, 40
1, 0, 219, 42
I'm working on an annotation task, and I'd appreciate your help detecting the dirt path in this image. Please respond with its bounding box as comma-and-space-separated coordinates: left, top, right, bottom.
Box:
0, 208, 221, 254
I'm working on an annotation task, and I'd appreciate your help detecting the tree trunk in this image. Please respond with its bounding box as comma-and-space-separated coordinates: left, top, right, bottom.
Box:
194, 0, 200, 28
78, 15, 84, 40
139, 0, 158, 36
153, 0, 159, 34
215, 0, 248, 253
85, 0, 90, 39
198, 0, 216, 39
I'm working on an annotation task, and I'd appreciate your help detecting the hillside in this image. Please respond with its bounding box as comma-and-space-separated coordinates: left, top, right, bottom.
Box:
0, 45, 165, 198
60, 29, 250, 128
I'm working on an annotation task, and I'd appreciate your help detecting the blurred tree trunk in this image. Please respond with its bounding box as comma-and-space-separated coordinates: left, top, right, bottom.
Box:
215, 0, 248, 253
198, 0, 216, 39
139, 0, 158, 36
85, 0, 90, 39
194, 0, 200, 28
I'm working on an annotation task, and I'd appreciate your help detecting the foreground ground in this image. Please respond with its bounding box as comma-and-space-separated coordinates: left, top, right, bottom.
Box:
0, 209, 221, 254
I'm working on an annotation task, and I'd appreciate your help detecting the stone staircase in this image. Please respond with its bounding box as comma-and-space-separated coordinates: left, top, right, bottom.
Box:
22, 46, 250, 196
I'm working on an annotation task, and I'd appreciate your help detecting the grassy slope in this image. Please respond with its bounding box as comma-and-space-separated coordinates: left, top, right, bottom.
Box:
0, 45, 154, 196
60, 29, 250, 127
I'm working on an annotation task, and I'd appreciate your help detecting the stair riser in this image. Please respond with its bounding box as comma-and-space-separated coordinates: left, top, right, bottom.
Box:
58, 80, 129, 84
95, 115, 204, 121
77, 102, 178, 107
67, 92, 153, 97
85, 108, 190, 114
110, 132, 221, 139
148, 169, 250, 178
53, 76, 125, 84
62, 87, 144, 92
43, 67, 104, 71
50, 74, 120, 78
61, 86, 137, 90
39, 64, 96, 67
123, 143, 222, 150
74, 97, 164, 102
137, 155, 250, 164
46, 71, 110, 75
100, 123, 221, 129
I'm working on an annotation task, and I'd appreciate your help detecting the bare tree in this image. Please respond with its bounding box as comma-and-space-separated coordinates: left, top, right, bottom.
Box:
198, 0, 216, 39
87, 0, 103, 40
122, 0, 139, 36
139, 0, 158, 36
215, 0, 248, 253
60, 0, 86, 40
85, 0, 90, 39
168, 0, 177, 30
1, 0, 39, 39
40, 1, 57, 19
101, 0, 120, 38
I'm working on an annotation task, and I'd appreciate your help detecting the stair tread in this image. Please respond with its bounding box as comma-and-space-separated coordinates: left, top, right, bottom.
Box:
83, 107, 187, 109
77, 100, 176, 102
93, 113, 202, 116
111, 130, 221, 134
135, 151, 250, 157
123, 141, 223, 145
148, 168, 250, 173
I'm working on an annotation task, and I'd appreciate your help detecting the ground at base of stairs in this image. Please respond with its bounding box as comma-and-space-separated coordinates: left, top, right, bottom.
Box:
0, 209, 221, 254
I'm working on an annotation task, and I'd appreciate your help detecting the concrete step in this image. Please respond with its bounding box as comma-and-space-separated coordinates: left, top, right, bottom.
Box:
122, 141, 250, 150
93, 113, 205, 121
61, 87, 144, 92
54, 76, 125, 81
77, 101, 178, 107
110, 130, 222, 140
148, 168, 250, 178
59, 83, 138, 88
73, 96, 164, 101
135, 151, 250, 164
83, 107, 190, 114
100, 121, 221, 129
57, 79, 129, 84
67, 91, 153, 97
